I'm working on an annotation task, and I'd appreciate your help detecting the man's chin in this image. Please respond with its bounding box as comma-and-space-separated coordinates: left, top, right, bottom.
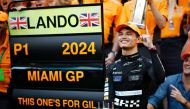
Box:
121, 46, 133, 50
184, 70, 190, 75
2, 7, 8, 11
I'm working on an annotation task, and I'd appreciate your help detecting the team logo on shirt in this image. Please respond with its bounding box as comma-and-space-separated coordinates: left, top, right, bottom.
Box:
113, 76, 122, 82
114, 98, 140, 108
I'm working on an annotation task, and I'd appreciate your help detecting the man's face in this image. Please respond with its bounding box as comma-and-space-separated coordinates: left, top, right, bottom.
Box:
118, 28, 138, 49
183, 56, 190, 75
31, 0, 49, 7
0, 0, 12, 11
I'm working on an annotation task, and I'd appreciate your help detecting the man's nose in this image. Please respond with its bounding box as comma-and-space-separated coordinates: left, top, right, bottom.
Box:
185, 59, 190, 65
121, 34, 127, 38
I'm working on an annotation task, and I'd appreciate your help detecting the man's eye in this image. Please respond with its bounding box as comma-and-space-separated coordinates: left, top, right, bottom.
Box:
118, 33, 123, 36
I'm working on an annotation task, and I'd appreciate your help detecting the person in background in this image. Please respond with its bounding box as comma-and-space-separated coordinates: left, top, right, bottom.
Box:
0, 11, 10, 96
0, 0, 29, 12
75, 0, 122, 59
160, 0, 185, 76
103, 0, 122, 56
178, 0, 190, 24
105, 0, 168, 65
178, 0, 190, 44
104, 23, 165, 108
76, 0, 122, 59
147, 31, 190, 109
0, 0, 12, 13
31, 0, 52, 7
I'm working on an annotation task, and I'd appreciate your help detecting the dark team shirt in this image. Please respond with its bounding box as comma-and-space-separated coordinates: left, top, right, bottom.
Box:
104, 51, 165, 109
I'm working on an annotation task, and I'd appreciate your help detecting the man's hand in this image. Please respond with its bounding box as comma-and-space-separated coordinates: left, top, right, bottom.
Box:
147, 0, 167, 29
140, 34, 155, 49
105, 52, 115, 66
170, 84, 187, 104
147, 103, 155, 109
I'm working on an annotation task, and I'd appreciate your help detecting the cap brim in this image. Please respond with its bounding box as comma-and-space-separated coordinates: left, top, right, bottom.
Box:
116, 23, 141, 36
115, 24, 129, 32
181, 31, 190, 60
182, 52, 190, 60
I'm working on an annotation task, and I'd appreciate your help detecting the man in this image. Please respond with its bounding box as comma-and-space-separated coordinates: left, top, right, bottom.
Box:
78, 0, 123, 57
104, 23, 165, 108
0, 0, 29, 11
105, 0, 168, 65
0, 0, 12, 12
0, 11, 10, 94
159, 0, 185, 76
31, 0, 53, 7
103, 0, 122, 55
147, 31, 190, 109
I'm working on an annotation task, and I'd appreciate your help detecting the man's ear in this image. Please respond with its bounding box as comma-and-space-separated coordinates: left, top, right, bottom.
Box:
136, 37, 141, 43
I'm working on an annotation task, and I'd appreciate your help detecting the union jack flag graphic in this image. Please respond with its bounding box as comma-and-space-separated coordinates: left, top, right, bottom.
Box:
9, 17, 28, 29
80, 13, 99, 27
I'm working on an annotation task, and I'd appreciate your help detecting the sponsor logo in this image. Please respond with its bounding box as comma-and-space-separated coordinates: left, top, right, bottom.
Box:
114, 98, 140, 108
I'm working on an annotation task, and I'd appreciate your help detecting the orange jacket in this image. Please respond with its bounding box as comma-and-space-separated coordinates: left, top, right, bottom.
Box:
161, 6, 185, 38
120, 0, 168, 36
103, 0, 123, 44
82, 0, 100, 4
0, 30, 10, 93
71, 0, 79, 5
178, 0, 190, 14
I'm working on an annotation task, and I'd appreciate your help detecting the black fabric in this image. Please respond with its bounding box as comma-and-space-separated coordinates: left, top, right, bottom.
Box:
121, 0, 129, 4
153, 25, 161, 54
104, 51, 165, 109
138, 44, 151, 59
160, 37, 183, 76
104, 43, 113, 56
78, 0, 83, 5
